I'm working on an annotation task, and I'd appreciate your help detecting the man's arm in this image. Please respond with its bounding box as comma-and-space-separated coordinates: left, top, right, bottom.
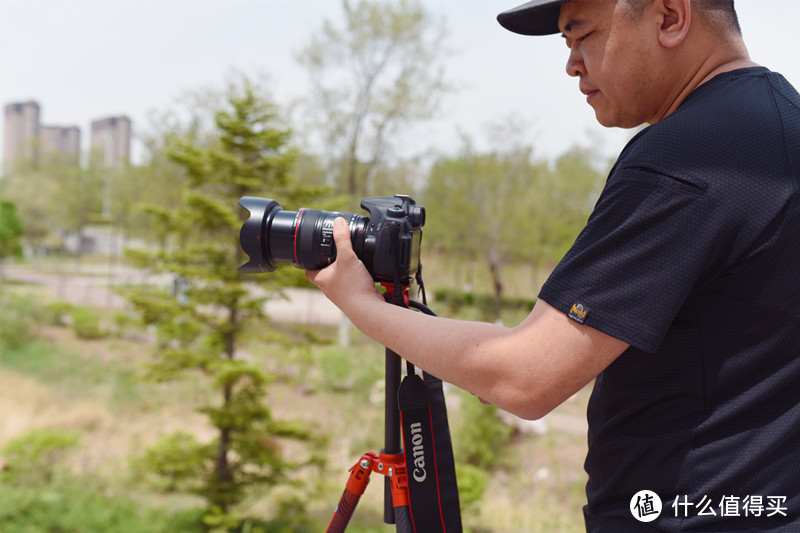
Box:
307, 217, 630, 420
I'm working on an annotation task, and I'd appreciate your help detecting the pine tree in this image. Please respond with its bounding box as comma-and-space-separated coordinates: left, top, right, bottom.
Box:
125, 80, 325, 529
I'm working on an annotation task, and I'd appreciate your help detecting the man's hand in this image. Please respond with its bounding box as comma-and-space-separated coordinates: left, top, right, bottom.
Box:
305, 217, 383, 314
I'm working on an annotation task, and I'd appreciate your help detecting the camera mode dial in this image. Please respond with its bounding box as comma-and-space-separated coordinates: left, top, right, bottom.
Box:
386, 206, 405, 218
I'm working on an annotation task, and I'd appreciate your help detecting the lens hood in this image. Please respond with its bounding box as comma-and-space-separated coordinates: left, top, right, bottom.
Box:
238, 196, 281, 273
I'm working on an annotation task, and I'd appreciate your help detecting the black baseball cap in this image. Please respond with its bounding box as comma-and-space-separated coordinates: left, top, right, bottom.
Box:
497, 0, 571, 36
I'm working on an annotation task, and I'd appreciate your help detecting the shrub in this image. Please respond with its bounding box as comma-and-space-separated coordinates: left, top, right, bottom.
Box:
454, 394, 514, 470
434, 288, 536, 320
456, 463, 490, 517
0, 428, 80, 486
43, 299, 75, 326
70, 306, 107, 339
0, 293, 37, 349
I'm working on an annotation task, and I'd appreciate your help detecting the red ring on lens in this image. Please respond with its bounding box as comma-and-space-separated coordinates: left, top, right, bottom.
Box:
293, 208, 305, 266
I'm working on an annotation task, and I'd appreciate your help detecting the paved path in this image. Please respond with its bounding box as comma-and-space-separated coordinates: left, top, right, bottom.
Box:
3, 264, 342, 325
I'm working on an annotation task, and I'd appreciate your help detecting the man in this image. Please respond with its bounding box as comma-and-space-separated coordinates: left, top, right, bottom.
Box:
308, 0, 800, 530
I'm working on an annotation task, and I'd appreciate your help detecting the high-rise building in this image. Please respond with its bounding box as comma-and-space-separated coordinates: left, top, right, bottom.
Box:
3, 101, 84, 172
90, 116, 131, 167
3, 101, 41, 172
41, 125, 81, 166
4, 102, 132, 172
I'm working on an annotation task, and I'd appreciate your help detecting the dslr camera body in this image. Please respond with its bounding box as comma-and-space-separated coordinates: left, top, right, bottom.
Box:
238, 195, 425, 283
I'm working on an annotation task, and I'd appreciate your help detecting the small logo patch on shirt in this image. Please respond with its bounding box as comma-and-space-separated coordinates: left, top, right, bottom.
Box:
569, 303, 590, 324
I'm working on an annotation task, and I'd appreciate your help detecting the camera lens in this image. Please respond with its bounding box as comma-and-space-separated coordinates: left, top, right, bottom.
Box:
238, 197, 367, 273
274, 208, 365, 269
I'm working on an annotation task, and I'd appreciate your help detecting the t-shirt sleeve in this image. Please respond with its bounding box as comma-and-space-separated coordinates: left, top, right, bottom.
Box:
539, 165, 727, 353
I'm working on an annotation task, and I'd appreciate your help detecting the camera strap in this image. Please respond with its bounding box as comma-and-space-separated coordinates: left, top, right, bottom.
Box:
398, 368, 462, 532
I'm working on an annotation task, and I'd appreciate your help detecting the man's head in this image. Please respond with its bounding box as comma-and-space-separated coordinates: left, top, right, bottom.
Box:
498, 0, 740, 37
498, 0, 749, 128
615, 0, 741, 35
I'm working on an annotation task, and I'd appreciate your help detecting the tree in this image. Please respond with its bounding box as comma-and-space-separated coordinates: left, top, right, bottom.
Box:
425, 131, 607, 321
0, 200, 25, 281
525, 145, 608, 265
1, 156, 104, 255
426, 136, 546, 321
298, 0, 450, 198
124, 79, 324, 530
1, 171, 51, 252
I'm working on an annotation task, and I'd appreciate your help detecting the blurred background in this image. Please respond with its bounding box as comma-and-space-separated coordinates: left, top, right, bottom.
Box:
1, 1, 797, 531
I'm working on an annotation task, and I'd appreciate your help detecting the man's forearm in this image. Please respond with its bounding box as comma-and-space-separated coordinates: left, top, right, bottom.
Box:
344, 295, 512, 401
341, 295, 618, 420
306, 217, 629, 419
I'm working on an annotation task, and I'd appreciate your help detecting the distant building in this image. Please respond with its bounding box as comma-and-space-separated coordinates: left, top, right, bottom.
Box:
3, 102, 132, 172
90, 116, 131, 167
3, 101, 41, 172
3, 101, 84, 172
41, 125, 81, 166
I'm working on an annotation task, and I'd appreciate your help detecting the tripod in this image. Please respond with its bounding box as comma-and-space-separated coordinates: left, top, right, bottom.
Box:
325, 284, 459, 532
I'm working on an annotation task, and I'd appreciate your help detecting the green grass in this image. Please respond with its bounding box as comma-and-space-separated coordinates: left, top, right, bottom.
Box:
0, 337, 144, 409
0, 482, 207, 533
0, 274, 591, 532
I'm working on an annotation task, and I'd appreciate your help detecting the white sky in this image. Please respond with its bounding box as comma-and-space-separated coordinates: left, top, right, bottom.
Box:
1, 0, 798, 166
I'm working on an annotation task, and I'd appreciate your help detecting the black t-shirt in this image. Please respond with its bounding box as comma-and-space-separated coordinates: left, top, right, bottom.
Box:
539, 67, 800, 532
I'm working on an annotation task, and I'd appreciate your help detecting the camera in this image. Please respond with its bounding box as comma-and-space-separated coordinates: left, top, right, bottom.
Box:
238, 195, 425, 283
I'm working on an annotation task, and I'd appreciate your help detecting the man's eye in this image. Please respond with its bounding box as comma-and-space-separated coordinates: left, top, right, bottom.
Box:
563, 31, 592, 49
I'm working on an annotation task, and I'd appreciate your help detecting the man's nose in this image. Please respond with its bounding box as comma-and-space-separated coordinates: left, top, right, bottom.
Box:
565, 46, 585, 78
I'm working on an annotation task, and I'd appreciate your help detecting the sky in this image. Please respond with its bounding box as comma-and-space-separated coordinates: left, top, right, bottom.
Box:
1, 0, 799, 167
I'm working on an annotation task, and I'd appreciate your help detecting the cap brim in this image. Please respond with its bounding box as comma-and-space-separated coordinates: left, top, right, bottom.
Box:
497, 0, 569, 36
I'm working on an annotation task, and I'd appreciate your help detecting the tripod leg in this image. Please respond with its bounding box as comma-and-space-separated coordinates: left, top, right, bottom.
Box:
326, 453, 377, 533
384, 348, 403, 524
393, 505, 415, 533
326, 487, 363, 533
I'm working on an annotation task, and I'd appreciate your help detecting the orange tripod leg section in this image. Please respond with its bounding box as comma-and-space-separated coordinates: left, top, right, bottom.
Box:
379, 450, 409, 509
327, 452, 378, 533
326, 451, 411, 532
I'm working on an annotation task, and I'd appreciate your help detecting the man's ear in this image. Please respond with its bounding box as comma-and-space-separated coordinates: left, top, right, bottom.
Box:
655, 0, 691, 49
